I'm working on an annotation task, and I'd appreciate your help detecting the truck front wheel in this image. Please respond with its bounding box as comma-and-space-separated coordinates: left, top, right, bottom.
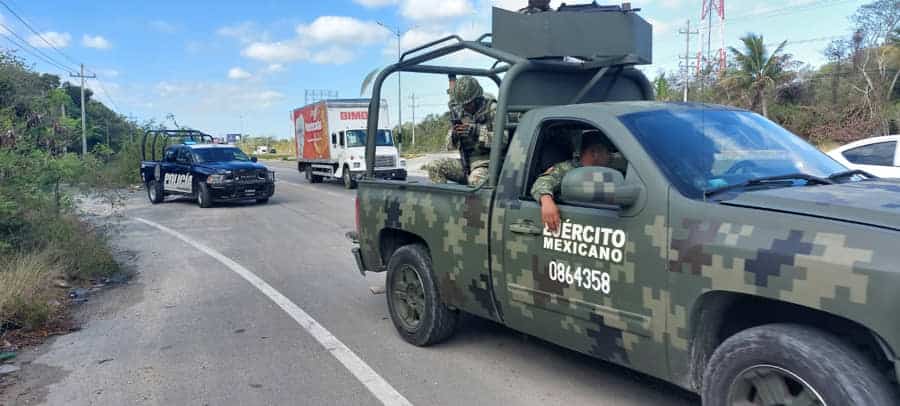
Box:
197, 183, 213, 208
343, 166, 357, 189
386, 244, 458, 346
147, 179, 164, 204
702, 323, 896, 406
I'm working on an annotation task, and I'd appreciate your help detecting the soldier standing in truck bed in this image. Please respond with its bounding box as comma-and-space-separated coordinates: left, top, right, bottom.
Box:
425, 76, 496, 187
519, 0, 552, 14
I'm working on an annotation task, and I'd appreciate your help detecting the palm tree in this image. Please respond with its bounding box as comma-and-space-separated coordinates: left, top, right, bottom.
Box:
728, 34, 789, 117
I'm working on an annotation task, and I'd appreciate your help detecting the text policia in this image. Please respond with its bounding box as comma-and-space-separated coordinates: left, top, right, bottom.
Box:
542, 220, 627, 264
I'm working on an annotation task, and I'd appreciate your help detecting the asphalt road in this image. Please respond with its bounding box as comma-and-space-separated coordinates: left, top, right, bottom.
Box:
3, 160, 699, 406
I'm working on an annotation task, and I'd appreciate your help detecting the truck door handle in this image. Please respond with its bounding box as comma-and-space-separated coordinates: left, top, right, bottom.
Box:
510, 220, 543, 235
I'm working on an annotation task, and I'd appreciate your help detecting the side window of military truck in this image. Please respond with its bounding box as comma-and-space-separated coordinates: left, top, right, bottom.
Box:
524, 120, 629, 201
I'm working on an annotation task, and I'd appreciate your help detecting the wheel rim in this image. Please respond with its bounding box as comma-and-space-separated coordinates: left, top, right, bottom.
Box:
728, 364, 826, 406
391, 265, 426, 332
148, 182, 157, 200
344, 170, 351, 187
198, 190, 204, 205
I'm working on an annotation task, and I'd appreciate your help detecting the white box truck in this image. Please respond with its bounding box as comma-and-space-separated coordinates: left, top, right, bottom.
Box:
292, 99, 406, 189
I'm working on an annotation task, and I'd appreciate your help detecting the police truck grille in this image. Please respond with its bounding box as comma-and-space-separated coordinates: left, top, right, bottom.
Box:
374, 156, 395, 168
235, 169, 265, 183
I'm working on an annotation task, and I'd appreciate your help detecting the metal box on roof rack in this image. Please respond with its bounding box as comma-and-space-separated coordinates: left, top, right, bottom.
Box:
491, 5, 652, 63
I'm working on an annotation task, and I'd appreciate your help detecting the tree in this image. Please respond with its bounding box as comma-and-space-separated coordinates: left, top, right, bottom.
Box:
727, 34, 789, 117
851, 0, 900, 135
653, 73, 674, 101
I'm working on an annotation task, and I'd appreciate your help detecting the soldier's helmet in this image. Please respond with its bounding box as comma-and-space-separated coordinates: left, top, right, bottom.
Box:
451, 76, 483, 105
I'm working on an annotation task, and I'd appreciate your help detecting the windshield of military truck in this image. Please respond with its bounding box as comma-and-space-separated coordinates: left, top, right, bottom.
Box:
620, 109, 848, 199
346, 130, 394, 147
192, 147, 252, 163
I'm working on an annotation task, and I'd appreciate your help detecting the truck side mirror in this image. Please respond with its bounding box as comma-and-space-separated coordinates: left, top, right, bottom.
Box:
396, 133, 404, 145
251, 156, 258, 163
560, 167, 642, 208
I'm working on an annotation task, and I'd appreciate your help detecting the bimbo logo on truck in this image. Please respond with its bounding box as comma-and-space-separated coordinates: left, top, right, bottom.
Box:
340, 111, 368, 121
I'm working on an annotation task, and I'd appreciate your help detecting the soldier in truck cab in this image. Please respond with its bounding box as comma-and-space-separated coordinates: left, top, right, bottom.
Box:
531, 130, 614, 232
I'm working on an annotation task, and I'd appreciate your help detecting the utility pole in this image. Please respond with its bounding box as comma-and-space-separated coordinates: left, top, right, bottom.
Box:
678, 20, 699, 102
70, 64, 95, 156
409, 93, 421, 146
378, 22, 415, 146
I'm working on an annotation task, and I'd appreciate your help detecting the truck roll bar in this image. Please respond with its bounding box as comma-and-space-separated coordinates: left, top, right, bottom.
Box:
141, 129, 214, 161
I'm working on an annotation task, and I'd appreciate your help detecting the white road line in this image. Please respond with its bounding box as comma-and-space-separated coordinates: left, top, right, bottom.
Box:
133, 217, 412, 406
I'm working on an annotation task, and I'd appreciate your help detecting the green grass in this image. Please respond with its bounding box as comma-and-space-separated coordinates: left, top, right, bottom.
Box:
0, 250, 61, 329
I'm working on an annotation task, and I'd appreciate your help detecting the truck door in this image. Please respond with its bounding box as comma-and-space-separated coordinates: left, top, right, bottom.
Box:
497, 118, 669, 379
165, 146, 194, 194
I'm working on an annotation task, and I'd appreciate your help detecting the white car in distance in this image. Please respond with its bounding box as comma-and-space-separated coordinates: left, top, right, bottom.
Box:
827, 135, 900, 178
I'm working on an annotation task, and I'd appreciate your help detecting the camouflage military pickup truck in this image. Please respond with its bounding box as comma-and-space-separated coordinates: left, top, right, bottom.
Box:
350, 8, 900, 405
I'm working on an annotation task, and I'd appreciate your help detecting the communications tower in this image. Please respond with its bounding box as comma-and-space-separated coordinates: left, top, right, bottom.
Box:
698, 0, 726, 75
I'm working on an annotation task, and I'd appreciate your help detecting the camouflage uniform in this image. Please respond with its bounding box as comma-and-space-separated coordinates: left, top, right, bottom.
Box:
530, 159, 581, 201
519, 0, 552, 14
427, 76, 496, 187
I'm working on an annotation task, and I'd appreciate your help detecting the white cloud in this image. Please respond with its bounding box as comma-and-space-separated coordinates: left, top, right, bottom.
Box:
401, 0, 474, 20
311, 46, 355, 64
27, 31, 71, 49
242, 41, 309, 63
354, 0, 398, 7
154, 81, 285, 110
297, 16, 389, 45
646, 18, 674, 35
149, 20, 178, 34
82, 34, 111, 50
240, 16, 388, 65
227, 67, 252, 80
266, 64, 285, 72
0, 15, 9, 36
217, 22, 268, 44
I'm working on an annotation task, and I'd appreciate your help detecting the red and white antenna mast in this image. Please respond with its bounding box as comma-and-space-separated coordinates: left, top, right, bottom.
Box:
698, 0, 726, 75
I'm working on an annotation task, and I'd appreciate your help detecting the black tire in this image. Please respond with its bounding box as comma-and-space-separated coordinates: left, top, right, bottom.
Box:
197, 183, 213, 208
386, 244, 458, 346
306, 165, 322, 184
702, 323, 896, 406
343, 167, 357, 190
256, 198, 269, 204
147, 179, 164, 204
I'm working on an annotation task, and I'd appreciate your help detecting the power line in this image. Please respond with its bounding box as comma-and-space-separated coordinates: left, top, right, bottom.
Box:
0, 22, 75, 73
0, 0, 81, 68
91, 75, 121, 114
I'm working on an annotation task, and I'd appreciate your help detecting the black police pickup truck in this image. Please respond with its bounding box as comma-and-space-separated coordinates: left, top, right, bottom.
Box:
140, 142, 275, 208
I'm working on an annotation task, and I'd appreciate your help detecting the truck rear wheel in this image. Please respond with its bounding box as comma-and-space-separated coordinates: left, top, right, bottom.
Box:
343, 167, 357, 190
147, 179, 164, 204
702, 323, 896, 406
386, 244, 458, 346
306, 165, 322, 184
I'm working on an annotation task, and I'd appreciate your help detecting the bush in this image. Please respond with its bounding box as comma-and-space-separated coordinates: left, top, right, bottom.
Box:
0, 251, 62, 329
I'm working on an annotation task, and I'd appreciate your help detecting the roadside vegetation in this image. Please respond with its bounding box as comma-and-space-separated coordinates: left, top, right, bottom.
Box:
394, 1, 899, 153
0, 51, 138, 336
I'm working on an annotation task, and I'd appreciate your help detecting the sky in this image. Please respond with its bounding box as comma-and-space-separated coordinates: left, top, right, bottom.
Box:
0, 0, 867, 139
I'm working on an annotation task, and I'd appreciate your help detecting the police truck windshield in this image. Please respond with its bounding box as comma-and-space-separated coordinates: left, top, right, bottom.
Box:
346, 130, 394, 147
620, 109, 846, 199
192, 147, 252, 163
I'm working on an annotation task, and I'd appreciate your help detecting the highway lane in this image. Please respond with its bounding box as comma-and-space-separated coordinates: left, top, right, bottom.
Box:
5, 161, 699, 405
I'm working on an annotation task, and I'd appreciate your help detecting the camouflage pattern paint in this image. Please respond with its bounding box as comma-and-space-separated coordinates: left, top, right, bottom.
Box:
356, 101, 900, 393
